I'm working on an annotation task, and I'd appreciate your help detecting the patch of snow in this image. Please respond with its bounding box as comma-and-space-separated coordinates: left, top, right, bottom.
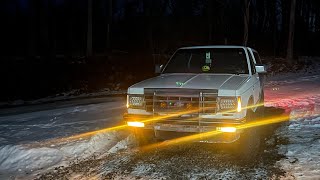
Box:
59, 131, 123, 160
265, 72, 320, 179
107, 135, 134, 154
0, 145, 63, 172
0, 131, 130, 178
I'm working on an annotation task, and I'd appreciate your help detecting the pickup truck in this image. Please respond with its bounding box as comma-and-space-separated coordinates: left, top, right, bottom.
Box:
124, 45, 267, 157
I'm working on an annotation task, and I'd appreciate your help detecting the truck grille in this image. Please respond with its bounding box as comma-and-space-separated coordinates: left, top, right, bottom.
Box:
144, 88, 218, 114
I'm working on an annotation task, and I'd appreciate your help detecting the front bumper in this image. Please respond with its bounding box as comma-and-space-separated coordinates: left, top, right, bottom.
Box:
124, 113, 245, 143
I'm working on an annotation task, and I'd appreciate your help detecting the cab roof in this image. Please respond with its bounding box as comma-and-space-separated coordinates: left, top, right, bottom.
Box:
179, 45, 251, 50
179, 45, 258, 53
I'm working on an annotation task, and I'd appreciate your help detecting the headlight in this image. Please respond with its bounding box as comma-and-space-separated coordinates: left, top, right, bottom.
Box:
127, 95, 144, 108
218, 97, 241, 112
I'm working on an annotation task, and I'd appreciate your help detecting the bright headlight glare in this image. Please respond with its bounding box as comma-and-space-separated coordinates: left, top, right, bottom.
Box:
127, 121, 145, 127
217, 127, 236, 132
128, 95, 144, 107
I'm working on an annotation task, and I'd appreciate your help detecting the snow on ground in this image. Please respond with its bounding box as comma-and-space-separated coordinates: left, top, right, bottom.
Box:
95, 138, 283, 180
277, 116, 320, 179
264, 60, 320, 179
0, 97, 126, 146
0, 97, 129, 179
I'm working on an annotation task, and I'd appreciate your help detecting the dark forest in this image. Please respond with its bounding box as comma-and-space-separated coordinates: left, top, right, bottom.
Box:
1, 0, 320, 101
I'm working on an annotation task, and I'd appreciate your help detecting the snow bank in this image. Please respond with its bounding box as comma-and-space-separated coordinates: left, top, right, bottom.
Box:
0, 131, 131, 176
0, 145, 63, 172
59, 131, 122, 159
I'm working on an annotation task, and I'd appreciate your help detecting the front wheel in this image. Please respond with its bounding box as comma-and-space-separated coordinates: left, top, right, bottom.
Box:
231, 109, 260, 160
132, 128, 155, 147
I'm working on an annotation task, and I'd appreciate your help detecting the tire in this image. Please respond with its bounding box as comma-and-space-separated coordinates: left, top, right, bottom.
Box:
257, 91, 268, 141
232, 109, 261, 160
132, 128, 155, 147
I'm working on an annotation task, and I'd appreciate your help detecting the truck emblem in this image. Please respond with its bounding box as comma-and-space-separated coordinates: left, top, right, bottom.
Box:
202, 65, 210, 72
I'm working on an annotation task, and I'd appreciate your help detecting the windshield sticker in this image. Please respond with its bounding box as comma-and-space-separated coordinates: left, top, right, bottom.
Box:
205, 52, 212, 64
202, 65, 210, 72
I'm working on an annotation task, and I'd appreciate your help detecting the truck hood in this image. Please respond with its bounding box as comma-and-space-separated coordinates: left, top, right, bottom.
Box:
128, 73, 250, 94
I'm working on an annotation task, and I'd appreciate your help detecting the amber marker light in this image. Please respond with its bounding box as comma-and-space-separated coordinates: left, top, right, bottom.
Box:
126, 95, 129, 108
127, 121, 145, 127
160, 102, 167, 108
237, 97, 242, 112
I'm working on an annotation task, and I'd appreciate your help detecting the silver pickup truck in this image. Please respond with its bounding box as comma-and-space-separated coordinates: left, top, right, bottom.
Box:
124, 45, 267, 157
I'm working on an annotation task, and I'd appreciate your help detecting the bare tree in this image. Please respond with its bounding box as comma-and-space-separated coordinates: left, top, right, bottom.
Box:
143, 0, 156, 65
87, 0, 93, 57
107, 0, 112, 50
27, 1, 35, 57
286, 0, 296, 63
243, 0, 250, 46
208, 0, 213, 44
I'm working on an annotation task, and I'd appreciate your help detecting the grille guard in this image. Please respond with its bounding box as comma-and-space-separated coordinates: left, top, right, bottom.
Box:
144, 88, 219, 115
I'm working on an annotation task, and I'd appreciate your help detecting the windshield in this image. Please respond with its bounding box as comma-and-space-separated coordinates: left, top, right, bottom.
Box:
163, 48, 249, 74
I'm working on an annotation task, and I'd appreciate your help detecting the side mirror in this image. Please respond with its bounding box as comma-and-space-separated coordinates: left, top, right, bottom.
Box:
255, 64, 267, 74
155, 64, 163, 74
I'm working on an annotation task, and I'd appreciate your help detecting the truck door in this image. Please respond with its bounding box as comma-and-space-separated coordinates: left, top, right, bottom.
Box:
247, 49, 261, 106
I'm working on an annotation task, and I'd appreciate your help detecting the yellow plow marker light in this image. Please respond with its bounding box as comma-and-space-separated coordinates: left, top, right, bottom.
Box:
237, 97, 242, 112
127, 121, 145, 127
126, 95, 129, 108
217, 127, 236, 133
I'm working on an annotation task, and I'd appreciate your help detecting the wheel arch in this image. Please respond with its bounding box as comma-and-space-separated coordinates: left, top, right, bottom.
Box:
243, 95, 254, 117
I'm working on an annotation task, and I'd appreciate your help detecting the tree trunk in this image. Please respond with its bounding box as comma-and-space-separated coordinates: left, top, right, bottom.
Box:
261, 0, 268, 32
48, 0, 56, 60
143, 0, 155, 64
106, 0, 112, 50
87, 0, 93, 57
67, 1, 74, 56
286, 0, 296, 63
27, 0, 35, 57
243, 0, 250, 46
208, 0, 213, 44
